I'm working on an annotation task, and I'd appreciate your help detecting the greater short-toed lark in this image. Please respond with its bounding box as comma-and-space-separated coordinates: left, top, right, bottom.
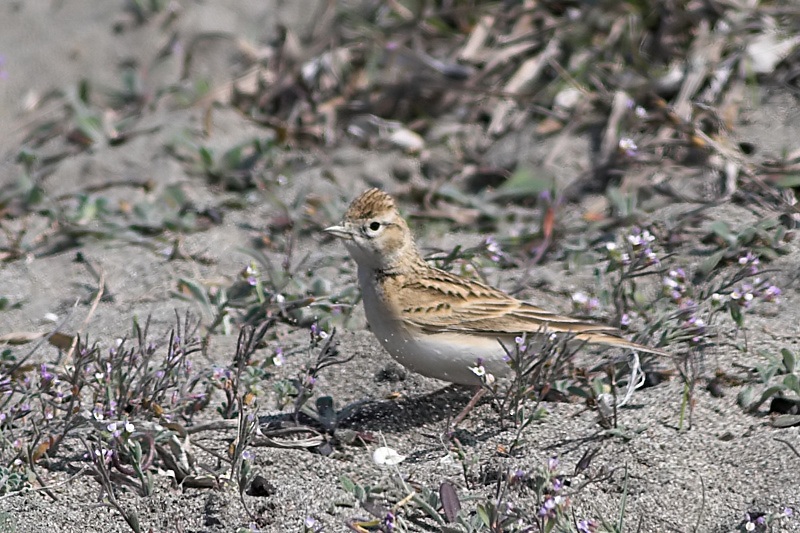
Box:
325, 188, 665, 385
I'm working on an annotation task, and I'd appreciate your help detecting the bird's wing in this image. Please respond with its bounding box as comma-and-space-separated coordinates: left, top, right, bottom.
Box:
395, 268, 666, 355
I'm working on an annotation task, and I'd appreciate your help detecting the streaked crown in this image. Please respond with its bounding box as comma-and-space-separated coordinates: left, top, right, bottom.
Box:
344, 188, 397, 222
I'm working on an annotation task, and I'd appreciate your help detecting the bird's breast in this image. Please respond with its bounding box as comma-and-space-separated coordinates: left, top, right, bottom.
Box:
356, 267, 510, 385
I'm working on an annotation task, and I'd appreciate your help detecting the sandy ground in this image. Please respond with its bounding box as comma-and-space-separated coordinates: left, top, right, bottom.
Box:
0, 2, 799, 533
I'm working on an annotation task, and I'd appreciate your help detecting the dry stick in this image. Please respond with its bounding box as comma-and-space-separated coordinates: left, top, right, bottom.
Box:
599, 90, 633, 165
66, 268, 106, 360
185, 420, 239, 435
6, 303, 79, 376
692, 472, 707, 533
774, 437, 800, 459
459, 14, 495, 62
488, 37, 562, 135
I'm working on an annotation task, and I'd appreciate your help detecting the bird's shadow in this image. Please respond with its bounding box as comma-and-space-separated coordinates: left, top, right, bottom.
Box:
256, 385, 487, 436
337, 385, 476, 433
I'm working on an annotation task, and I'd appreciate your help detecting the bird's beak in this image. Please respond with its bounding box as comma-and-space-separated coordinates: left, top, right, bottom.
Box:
323, 224, 353, 240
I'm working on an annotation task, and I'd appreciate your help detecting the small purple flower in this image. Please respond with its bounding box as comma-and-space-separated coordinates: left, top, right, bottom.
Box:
738, 252, 759, 267
626, 227, 655, 248
618, 137, 638, 157
107, 422, 122, 438
538, 507, 546, 517
273, 347, 285, 366
484, 236, 504, 262
552, 477, 563, 492
762, 285, 781, 303
384, 511, 395, 531
784, 507, 793, 518
643, 248, 659, 266
548, 456, 559, 471
40, 364, 54, 383
620, 313, 631, 327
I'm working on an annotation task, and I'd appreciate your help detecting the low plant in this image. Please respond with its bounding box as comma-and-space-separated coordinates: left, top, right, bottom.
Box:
738, 347, 800, 425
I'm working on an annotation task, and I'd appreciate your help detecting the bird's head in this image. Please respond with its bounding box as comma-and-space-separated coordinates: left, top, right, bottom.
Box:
324, 188, 420, 272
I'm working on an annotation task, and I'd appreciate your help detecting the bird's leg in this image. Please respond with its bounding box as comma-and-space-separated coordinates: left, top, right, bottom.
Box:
452, 386, 486, 427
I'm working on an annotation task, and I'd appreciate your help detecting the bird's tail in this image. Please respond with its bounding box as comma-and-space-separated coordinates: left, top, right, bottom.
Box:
574, 330, 667, 356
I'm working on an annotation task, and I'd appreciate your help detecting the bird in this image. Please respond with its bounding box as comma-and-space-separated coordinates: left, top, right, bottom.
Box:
324, 188, 665, 386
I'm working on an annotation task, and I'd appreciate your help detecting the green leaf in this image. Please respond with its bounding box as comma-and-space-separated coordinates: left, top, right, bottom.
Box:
729, 303, 744, 328
198, 147, 214, 170
709, 220, 735, 245
495, 166, 552, 198
340, 475, 356, 495
772, 414, 800, 428
776, 175, 800, 188
781, 348, 796, 374
748, 384, 787, 412
783, 374, 800, 396
476, 504, 491, 527
737, 387, 755, 409
698, 249, 726, 275
177, 278, 213, 317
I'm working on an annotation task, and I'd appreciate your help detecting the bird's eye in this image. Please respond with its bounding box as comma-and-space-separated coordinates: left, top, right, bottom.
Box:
369, 221, 381, 231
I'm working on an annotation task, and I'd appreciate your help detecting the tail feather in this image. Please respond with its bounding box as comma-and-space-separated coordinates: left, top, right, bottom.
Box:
575, 331, 667, 356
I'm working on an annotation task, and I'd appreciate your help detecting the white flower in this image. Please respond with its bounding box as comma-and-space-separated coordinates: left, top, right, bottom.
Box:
605, 242, 617, 251
470, 365, 486, 377
572, 292, 589, 305
373, 446, 406, 466
663, 277, 679, 289
618, 137, 638, 156
124, 422, 135, 434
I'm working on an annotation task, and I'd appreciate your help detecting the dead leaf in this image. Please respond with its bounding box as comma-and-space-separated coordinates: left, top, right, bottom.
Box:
536, 117, 564, 135
48, 332, 75, 351
0, 331, 45, 345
